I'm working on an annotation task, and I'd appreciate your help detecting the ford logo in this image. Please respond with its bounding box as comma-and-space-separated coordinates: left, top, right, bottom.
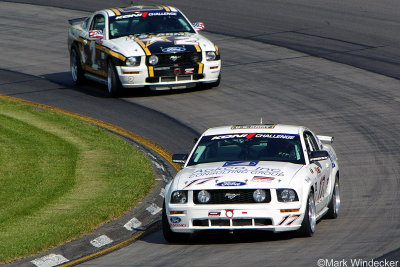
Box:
162, 47, 186, 53
170, 216, 181, 223
216, 181, 246, 186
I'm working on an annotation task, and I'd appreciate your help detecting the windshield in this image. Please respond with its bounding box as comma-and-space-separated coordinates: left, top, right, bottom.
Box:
109, 12, 195, 38
187, 133, 305, 166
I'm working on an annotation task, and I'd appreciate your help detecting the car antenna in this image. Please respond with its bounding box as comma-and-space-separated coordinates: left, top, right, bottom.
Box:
260, 117, 263, 124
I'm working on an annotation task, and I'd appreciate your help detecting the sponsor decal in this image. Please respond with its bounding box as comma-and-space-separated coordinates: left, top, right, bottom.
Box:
162, 46, 186, 53
170, 223, 187, 227
315, 167, 322, 174
193, 22, 205, 31
223, 161, 259, 167
231, 125, 276, 130
185, 68, 194, 74
89, 30, 103, 39
189, 167, 284, 178
148, 12, 177, 16
208, 211, 221, 217
211, 133, 296, 140
183, 176, 220, 189
225, 209, 234, 218
174, 68, 181, 76
216, 181, 246, 186
115, 12, 148, 20
252, 176, 275, 182
169, 216, 182, 223
225, 192, 241, 199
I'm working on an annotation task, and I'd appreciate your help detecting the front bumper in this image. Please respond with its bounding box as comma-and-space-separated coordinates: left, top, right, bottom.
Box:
166, 203, 304, 234
116, 60, 221, 90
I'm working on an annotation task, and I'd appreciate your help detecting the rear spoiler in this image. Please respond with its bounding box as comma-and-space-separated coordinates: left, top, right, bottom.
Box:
317, 135, 334, 143
68, 17, 87, 25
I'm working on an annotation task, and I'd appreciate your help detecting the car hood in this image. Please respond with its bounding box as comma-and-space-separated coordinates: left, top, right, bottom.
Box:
174, 161, 305, 190
105, 32, 214, 57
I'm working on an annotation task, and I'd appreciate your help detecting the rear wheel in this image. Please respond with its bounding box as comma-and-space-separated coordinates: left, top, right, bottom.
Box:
162, 202, 188, 243
107, 61, 120, 97
70, 48, 85, 85
298, 190, 316, 237
326, 177, 340, 219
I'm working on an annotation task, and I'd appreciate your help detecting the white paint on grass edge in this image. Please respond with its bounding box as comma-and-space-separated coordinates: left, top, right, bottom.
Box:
146, 203, 162, 215
31, 254, 69, 267
90, 235, 113, 248
124, 217, 142, 231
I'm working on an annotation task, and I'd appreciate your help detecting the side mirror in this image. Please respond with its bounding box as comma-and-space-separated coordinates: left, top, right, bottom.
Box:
192, 22, 205, 31
309, 150, 329, 162
172, 153, 189, 164
89, 29, 104, 39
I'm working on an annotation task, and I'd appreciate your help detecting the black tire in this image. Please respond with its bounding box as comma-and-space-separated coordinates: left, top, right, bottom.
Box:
298, 190, 316, 237
70, 48, 85, 85
107, 61, 121, 97
162, 202, 188, 243
326, 177, 340, 219
201, 74, 221, 90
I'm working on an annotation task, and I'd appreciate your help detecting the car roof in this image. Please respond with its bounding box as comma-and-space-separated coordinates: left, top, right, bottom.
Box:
103, 5, 179, 17
202, 124, 306, 136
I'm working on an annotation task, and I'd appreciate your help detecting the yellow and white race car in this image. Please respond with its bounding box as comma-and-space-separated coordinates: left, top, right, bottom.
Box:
163, 124, 340, 242
68, 5, 221, 96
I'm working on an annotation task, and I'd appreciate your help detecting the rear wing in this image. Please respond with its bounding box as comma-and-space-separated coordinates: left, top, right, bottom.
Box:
317, 135, 334, 143
68, 17, 87, 25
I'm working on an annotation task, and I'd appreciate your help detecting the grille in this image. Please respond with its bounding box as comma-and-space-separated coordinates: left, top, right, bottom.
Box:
193, 189, 271, 204
148, 52, 201, 66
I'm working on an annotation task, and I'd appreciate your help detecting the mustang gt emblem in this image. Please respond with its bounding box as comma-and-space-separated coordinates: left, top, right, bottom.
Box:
225, 193, 240, 200
170, 55, 181, 61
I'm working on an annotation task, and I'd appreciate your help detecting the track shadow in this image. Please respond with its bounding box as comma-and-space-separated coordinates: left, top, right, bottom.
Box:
43, 71, 214, 99
142, 228, 299, 246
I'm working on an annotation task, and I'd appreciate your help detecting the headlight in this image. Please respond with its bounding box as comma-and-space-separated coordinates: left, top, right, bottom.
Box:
253, 189, 267, 203
206, 51, 216, 61
126, 56, 141, 66
170, 190, 188, 204
148, 55, 159, 65
197, 190, 211, 203
277, 189, 299, 202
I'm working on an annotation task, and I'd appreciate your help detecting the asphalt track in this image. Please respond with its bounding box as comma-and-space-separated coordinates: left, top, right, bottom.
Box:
1, 1, 400, 266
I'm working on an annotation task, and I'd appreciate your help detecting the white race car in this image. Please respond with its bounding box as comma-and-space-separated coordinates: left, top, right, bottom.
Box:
163, 124, 340, 242
68, 5, 221, 96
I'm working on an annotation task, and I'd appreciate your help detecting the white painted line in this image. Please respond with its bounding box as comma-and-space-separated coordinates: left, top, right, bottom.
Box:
160, 188, 166, 198
146, 203, 162, 215
31, 254, 69, 267
152, 161, 165, 171
124, 217, 142, 231
147, 153, 157, 160
90, 235, 113, 248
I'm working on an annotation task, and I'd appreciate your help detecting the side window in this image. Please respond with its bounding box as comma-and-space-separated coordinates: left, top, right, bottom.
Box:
90, 15, 105, 31
304, 132, 319, 153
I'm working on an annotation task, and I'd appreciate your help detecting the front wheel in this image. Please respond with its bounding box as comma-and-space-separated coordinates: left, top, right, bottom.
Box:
326, 177, 340, 219
298, 190, 316, 237
162, 202, 188, 243
107, 61, 121, 97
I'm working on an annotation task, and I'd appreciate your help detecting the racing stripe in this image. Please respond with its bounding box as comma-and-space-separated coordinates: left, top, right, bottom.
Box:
148, 66, 154, 77
135, 38, 151, 56
197, 63, 203, 74
215, 45, 219, 55
110, 8, 121, 16
194, 44, 201, 53
162, 6, 171, 12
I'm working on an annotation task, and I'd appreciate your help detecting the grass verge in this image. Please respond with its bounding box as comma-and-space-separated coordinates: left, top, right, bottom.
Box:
0, 99, 155, 263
